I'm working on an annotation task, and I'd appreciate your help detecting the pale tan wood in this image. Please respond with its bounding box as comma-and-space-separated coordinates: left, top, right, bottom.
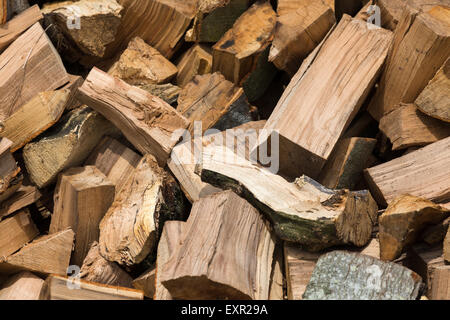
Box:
365, 137, 450, 206
0, 229, 74, 275
160, 191, 275, 300
109, 37, 178, 85
23, 106, 118, 188
379, 103, 450, 151
360, 238, 381, 259
176, 44, 212, 88
0, 182, 41, 220
257, 15, 393, 179
40, 275, 144, 300
132, 267, 155, 299
269, 244, 284, 300
0, 137, 21, 202
0, 22, 69, 121
0, 209, 38, 258
0, 271, 44, 300
50, 166, 115, 266
78, 67, 189, 166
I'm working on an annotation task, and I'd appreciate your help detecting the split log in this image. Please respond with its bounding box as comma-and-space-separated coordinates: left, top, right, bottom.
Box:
176, 44, 212, 88
160, 190, 275, 300
318, 137, 376, 190
0, 89, 71, 152
0, 0, 5, 24
0, 182, 41, 220
0, 209, 38, 258
40, 275, 144, 300
176, 72, 256, 134
415, 57, 450, 122
421, 217, 450, 245
368, 4, 450, 120
0, 271, 43, 300
303, 251, 422, 300
445, 228, 450, 262
365, 137, 450, 206
269, 0, 335, 75
80, 242, 133, 288
256, 15, 393, 179
23, 106, 117, 188
0, 5, 43, 52
379, 195, 449, 261
0, 22, 69, 121
334, 0, 367, 20
360, 238, 381, 259
0, 229, 74, 275
379, 103, 450, 151
0, 137, 21, 203
269, 244, 284, 300
133, 267, 155, 299
108, 37, 178, 85
200, 145, 378, 251
78, 67, 189, 166
137, 83, 181, 106
50, 166, 115, 266
62, 74, 84, 110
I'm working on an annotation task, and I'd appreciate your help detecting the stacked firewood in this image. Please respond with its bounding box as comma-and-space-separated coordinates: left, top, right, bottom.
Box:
0, 0, 449, 300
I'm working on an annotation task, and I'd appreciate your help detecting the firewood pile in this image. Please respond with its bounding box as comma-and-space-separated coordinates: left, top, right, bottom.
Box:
0, 0, 449, 300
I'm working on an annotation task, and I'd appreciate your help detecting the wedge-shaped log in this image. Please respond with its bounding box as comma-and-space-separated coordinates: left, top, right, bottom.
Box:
0, 137, 21, 203
161, 191, 275, 300
0, 271, 44, 300
365, 137, 450, 206
0, 182, 41, 220
78, 67, 189, 166
256, 15, 393, 179
50, 166, 115, 266
200, 145, 378, 251
0, 209, 38, 258
176, 44, 212, 88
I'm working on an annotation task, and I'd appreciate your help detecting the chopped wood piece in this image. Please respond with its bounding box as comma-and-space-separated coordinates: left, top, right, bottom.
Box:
0, 5, 43, 52
176, 72, 255, 134
78, 67, 189, 166
445, 228, 450, 262
365, 137, 450, 206
368, 5, 450, 120
284, 244, 320, 300
0, 229, 74, 275
85, 136, 141, 194
108, 37, 178, 85
160, 191, 275, 300
176, 44, 212, 88
421, 217, 450, 246
23, 106, 117, 188
40, 275, 144, 300
0, 137, 21, 202
137, 83, 180, 105
0, 0, 5, 24
0, 271, 44, 300
0, 209, 38, 258
379, 195, 449, 261
257, 15, 393, 179
0, 22, 69, 121
318, 137, 376, 190
415, 57, 450, 122
6, 0, 30, 20
200, 145, 378, 251
269, 244, 284, 300
303, 251, 422, 300
154, 220, 186, 300
133, 267, 155, 299
379, 103, 450, 151
1, 89, 71, 152
62, 74, 84, 110
50, 166, 115, 266
360, 238, 381, 259
269, 0, 335, 75
0, 182, 41, 220
80, 242, 132, 288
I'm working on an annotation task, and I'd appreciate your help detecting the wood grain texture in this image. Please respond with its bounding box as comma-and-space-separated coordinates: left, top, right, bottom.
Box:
132, 267, 155, 299
137, 83, 180, 105
269, 244, 284, 300
0, 0, 6, 24
0, 182, 41, 220
445, 228, 450, 263
0, 271, 44, 300
0, 137, 21, 202
176, 44, 212, 88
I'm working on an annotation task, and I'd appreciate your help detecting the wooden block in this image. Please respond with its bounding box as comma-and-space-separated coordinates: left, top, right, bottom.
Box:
269, 0, 335, 75
23, 106, 117, 188
416, 57, 450, 123
176, 72, 255, 134
368, 4, 450, 120
132, 267, 155, 299
303, 251, 422, 300
108, 37, 178, 85
0, 22, 69, 121
0, 209, 38, 258
0, 182, 41, 220
257, 15, 393, 179
85, 136, 141, 194
318, 137, 376, 190
0, 137, 21, 202
176, 44, 212, 88
0, 271, 44, 300
365, 137, 450, 206
0, 229, 74, 275
160, 191, 275, 300
78, 67, 189, 166
40, 275, 144, 300
200, 145, 378, 251
80, 242, 132, 288
50, 166, 115, 266
445, 228, 450, 263
379, 103, 450, 151
137, 83, 180, 105
379, 195, 449, 261
269, 244, 284, 300
0, 5, 43, 52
